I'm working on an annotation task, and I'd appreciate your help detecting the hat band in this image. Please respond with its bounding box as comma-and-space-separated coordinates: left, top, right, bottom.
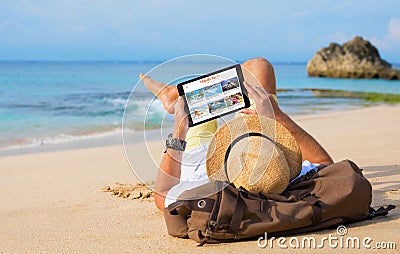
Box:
224, 132, 276, 182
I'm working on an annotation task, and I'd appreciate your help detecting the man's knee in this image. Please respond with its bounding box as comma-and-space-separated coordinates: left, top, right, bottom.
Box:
242, 57, 272, 68
242, 57, 276, 94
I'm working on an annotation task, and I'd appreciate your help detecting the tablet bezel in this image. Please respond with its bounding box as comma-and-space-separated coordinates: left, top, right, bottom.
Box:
177, 64, 250, 127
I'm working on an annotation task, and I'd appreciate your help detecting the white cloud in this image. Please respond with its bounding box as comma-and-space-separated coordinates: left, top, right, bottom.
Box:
388, 17, 400, 40
371, 17, 400, 51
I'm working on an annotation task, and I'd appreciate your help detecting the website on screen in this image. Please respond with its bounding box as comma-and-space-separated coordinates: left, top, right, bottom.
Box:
182, 68, 245, 124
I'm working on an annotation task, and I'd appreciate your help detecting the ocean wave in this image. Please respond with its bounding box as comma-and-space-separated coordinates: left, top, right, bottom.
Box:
124, 97, 174, 130
0, 90, 154, 114
0, 100, 51, 109
0, 127, 125, 151
102, 97, 127, 106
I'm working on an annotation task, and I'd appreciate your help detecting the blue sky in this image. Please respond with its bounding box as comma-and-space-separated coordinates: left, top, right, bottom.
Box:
1, 0, 399, 63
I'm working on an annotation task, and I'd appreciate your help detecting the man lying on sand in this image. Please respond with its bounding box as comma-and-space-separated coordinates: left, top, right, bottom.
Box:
140, 57, 334, 211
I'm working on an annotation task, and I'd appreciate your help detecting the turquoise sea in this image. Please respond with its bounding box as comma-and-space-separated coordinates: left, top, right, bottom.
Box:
1, 61, 399, 151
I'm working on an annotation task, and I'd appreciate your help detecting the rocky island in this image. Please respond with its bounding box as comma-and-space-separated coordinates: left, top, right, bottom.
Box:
306, 36, 400, 80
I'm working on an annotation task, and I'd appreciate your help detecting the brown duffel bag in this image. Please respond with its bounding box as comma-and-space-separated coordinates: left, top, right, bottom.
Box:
163, 160, 395, 245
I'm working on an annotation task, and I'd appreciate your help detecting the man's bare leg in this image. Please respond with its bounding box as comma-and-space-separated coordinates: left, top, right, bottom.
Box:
242, 57, 277, 95
140, 73, 178, 114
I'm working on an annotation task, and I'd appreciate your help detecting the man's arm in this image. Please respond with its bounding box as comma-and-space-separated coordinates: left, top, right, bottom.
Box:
275, 112, 333, 165
154, 97, 189, 211
241, 82, 333, 165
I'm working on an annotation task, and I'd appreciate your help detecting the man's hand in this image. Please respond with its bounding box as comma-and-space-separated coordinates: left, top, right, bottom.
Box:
240, 81, 282, 120
172, 96, 189, 140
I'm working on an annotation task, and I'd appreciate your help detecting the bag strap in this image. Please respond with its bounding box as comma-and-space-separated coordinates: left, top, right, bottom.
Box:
229, 186, 268, 235
287, 168, 318, 189
287, 163, 329, 189
229, 190, 247, 234
302, 193, 322, 225
366, 205, 396, 219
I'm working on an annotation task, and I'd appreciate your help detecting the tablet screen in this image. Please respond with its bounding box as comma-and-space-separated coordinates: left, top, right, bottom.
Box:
178, 65, 249, 127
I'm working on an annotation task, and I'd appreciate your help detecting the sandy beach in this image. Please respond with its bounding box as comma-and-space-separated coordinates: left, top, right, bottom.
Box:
1, 105, 399, 253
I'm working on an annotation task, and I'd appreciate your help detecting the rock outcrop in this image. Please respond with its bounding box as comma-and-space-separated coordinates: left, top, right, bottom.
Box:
306, 36, 400, 80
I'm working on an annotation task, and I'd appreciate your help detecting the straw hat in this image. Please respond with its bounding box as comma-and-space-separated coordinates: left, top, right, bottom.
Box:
206, 115, 302, 194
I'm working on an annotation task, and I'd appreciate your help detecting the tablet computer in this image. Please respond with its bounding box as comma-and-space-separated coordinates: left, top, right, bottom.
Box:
177, 64, 250, 127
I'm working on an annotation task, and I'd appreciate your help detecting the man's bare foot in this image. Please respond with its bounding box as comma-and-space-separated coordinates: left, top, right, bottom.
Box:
140, 73, 179, 114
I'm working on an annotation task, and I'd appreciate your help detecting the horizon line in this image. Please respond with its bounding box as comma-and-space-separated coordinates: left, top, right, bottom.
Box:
0, 60, 311, 65
1, 60, 399, 66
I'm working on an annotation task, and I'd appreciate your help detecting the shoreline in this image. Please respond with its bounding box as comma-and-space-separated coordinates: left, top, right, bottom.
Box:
0, 127, 171, 157
0, 104, 395, 157
2, 83, 400, 156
